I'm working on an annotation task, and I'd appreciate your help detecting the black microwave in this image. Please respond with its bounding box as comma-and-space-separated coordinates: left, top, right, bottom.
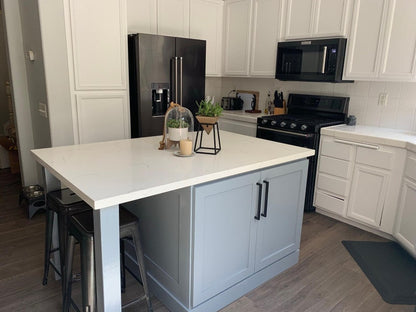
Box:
275, 38, 352, 83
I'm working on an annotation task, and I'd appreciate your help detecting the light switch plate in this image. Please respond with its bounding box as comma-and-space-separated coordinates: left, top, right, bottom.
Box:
38, 102, 48, 118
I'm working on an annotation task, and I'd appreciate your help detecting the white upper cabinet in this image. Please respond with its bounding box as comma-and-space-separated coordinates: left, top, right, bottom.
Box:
190, 0, 224, 76
379, 0, 416, 81
314, 0, 351, 37
283, 0, 351, 40
224, 0, 282, 77
345, 0, 416, 81
223, 0, 253, 76
344, 0, 388, 79
67, 0, 127, 90
250, 0, 281, 76
126, 0, 157, 34
284, 0, 314, 39
158, 0, 190, 38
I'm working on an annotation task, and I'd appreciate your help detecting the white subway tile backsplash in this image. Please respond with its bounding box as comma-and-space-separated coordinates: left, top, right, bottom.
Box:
206, 77, 416, 131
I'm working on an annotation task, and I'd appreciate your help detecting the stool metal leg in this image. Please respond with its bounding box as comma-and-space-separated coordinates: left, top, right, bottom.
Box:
120, 239, 126, 293
42, 208, 54, 285
131, 224, 153, 312
80, 236, 96, 312
63, 235, 76, 312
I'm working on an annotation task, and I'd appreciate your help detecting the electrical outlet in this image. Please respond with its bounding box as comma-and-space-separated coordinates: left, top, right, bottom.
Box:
38, 102, 48, 118
378, 93, 388, 107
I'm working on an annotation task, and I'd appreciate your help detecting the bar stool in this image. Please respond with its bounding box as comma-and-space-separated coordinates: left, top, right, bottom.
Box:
63, 207, 152, 312
42, 188, 91, 285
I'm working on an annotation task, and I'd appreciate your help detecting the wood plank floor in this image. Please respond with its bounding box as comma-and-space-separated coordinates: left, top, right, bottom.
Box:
0, 168, 414, 312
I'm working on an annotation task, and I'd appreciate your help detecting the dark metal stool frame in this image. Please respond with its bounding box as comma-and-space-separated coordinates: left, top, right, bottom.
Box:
63, 208, 152, 312
42, 189, 91, 285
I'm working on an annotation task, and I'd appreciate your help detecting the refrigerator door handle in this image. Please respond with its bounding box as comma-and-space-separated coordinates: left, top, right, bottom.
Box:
171, 58, 175, 103
174, 57, 179, 103
179, 57, 183, 106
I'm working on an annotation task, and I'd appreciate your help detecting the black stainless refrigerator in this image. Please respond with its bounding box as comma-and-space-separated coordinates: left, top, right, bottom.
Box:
128, 33, 206, 138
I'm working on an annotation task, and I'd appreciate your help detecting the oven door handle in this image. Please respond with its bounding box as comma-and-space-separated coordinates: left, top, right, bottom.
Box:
257, 126, 314, 138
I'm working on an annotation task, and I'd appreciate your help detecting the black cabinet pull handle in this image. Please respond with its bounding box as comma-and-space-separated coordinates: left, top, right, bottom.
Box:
262, 180, 270, 218
255, 182, 262, 220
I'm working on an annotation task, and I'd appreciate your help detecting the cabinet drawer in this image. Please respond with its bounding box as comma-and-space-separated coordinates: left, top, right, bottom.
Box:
319, 156, 351, 179
316, 173, 348, 197
405, 155, 416, 181
321, 137, 354, 161
356, 147, 393, 170
314, 190, 346, 216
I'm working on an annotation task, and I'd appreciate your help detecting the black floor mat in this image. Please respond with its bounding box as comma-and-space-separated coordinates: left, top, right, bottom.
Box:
342, 241, 416, 305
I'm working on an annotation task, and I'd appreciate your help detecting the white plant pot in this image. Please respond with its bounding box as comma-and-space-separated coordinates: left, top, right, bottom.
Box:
168, 127, 188, 141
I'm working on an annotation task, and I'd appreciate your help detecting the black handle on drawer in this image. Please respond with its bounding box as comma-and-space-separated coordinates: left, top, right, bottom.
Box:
262, 180, 269, 218
255, 182, 262, 220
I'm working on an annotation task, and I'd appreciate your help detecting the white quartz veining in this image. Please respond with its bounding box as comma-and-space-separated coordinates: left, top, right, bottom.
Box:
221, 111, 265, 124
32, 131, 314, 209
322, 125, 416, 150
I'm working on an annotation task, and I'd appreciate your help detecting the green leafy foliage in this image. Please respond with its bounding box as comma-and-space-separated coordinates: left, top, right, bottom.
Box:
167, 119, 189, 128
196, 99, 223, 117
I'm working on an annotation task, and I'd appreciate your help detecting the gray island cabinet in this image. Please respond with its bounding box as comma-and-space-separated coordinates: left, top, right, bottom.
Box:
124, 159, 308, 312
31, 131, 313, 311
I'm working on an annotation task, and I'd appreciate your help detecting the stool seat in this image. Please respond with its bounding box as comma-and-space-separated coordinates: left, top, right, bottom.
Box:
42, 188, 91, 286
71, 208, 138, 234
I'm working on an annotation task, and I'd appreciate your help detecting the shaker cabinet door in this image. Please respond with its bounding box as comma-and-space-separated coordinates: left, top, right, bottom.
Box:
157, 0, 190, 38
126, 0, 157, 34
67, 0, 127, 90
192, 171, 260, 307
343, 0, 388, 79
314, 0, 350, 37
250, 0, 281, 77
395, 178, 416, 258
379, 0, 416, 81
284, 0, 314, 39
190, 0, 224, 76
255, 160, 307, 271
347, 164, 390, 228
223, 0, 253, 76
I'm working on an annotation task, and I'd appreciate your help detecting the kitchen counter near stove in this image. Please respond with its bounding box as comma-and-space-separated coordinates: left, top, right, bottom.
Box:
218, 111, 265, 137
316, 124, 416, 258
321, 124, 416, 151
221, 110, 265, 123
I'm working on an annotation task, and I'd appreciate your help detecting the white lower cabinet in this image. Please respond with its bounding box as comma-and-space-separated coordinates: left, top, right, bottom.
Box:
75, 92, 129, 144
124, 159, 308, 311
314, 135, 405, 234
218, 118, 257, 137
394, 153, 416, 258
347, 164, 390, 227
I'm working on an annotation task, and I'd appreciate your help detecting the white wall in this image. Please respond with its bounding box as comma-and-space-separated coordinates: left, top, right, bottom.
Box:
0, 9, 10, 134
206, 77, 416, 132
2, 0, 38, 185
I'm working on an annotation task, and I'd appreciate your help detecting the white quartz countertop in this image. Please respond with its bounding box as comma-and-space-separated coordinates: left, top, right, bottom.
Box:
32, 131, 314, 209
322, 125, 416, 151
221, 110, 265, 123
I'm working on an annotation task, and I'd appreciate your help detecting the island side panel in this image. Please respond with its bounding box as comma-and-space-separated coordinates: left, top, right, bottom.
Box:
122, 187, 192, 308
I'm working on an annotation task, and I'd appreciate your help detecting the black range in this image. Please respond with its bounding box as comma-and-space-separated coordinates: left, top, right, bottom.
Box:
257, 93, 349, 212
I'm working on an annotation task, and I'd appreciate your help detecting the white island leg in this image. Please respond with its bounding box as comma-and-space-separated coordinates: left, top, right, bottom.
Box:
93, 206, 121, 311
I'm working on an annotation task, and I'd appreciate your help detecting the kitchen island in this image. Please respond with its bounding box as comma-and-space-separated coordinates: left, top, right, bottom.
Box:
31, 131, 314, 311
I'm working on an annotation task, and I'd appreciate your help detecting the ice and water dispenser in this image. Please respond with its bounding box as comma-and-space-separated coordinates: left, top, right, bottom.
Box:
151, 83, 169, 116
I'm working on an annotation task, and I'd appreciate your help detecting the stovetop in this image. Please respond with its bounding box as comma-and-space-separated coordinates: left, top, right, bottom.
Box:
257, 114, 345, 133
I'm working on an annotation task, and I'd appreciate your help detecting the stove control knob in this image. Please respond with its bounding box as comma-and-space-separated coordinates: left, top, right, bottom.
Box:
280, 121, 287, 127
261, 119, 268, 125
270, 120, 277, 126
290, 123, 297, 129
300, 124, 308, 131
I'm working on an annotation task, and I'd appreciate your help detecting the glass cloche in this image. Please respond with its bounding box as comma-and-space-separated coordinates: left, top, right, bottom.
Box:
164, 106, 194, 150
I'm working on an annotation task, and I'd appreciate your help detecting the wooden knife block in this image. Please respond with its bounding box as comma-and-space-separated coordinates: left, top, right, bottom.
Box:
273, 100, 286, 115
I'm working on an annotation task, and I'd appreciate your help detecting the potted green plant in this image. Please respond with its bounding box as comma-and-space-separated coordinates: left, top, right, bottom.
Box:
195, 99, 223, 134
167, 118, 189, 141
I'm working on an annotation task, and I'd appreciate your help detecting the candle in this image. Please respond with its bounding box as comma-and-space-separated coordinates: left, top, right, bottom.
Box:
180, 139, 193, 156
